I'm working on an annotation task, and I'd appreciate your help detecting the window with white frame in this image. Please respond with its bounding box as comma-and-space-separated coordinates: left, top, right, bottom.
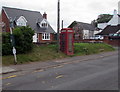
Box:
16, 16, 27, 26
41, 23, 48, 28
42, 33, 50, 40
39, 19, 48, 28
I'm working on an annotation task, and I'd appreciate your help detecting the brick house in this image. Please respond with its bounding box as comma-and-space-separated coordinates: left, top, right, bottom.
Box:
69, 21, 97, 40
1, 6, 56, 43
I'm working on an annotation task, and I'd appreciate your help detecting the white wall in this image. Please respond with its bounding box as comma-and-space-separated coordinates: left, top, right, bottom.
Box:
98, 23, 107, 29
83, 30, 89, 39
108, 10, 119, 26
33, 33, 37, 43
94, 30, 102, 35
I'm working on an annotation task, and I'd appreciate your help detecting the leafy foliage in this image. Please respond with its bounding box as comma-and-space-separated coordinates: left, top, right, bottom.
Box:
13, 26, 34, 53
91, 14, 113, 27
2, 32, 13, 55
97, 14, 113, 23
2, 26, 34, 55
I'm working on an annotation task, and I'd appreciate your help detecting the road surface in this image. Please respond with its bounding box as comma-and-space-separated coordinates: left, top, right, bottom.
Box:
2, 52, 118, 90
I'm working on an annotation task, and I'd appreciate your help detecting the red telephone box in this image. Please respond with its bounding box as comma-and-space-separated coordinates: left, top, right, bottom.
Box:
60, 28, 74, 55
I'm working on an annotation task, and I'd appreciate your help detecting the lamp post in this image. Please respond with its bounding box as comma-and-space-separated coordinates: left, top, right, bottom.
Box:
9, 17, 17, 65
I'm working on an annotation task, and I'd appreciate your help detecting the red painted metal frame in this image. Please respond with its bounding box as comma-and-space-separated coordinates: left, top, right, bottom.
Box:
60, 28, 74, 55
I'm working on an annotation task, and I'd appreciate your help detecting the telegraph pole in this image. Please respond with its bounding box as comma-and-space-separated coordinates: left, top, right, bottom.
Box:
57, 0, 60, 52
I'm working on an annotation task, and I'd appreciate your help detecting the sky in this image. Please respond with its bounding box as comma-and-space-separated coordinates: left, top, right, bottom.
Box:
0, 0, 119, 32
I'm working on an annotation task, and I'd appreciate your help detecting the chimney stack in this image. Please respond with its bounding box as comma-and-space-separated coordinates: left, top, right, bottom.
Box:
43, 12, 47, 19
113, 9, 117, 16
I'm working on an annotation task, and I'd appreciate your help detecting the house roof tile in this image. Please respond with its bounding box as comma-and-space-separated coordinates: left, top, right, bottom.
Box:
97, 25, 120, 35
2, 6, 55, 33
76, 22, 96, 31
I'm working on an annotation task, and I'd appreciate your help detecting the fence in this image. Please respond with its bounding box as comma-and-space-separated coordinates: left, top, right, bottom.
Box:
74, 36, 120, 47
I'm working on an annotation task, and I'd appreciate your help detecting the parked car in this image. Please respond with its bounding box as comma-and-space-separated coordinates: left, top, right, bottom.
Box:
109, 33, 120, 39
90, 35, 104, 40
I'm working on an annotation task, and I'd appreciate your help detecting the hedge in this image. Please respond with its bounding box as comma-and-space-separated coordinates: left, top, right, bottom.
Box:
2, 26, 34, 55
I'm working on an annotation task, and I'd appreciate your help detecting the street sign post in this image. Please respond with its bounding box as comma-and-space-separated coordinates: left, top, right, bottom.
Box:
9, 17, 17, 64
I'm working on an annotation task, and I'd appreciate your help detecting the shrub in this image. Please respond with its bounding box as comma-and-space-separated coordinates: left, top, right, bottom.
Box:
2, 32, 12, 55
2, 26, 34, 55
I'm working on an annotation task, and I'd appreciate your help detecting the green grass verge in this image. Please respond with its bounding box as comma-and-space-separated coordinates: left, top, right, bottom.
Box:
2, 43, 115, 66
74, 43, 115, 56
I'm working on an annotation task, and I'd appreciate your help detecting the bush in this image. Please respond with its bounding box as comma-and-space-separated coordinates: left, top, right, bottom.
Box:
2, 26, 34, 55
2, 32, 12, 55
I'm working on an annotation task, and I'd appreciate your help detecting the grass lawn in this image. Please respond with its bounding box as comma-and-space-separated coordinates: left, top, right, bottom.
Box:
2, 43, 115, 65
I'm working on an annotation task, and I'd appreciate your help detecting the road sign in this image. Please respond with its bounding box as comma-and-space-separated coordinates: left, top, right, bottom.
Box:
12, 47, 17, 64
12, 47, 16, 55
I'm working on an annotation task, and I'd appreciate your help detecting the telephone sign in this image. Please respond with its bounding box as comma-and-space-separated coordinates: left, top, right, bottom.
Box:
60, 28, 74, 55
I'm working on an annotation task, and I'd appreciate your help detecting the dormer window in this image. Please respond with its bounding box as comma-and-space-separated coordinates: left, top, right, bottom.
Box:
41, 23, 48, 28
16, 16, 27, 26
38, 19, 48, 28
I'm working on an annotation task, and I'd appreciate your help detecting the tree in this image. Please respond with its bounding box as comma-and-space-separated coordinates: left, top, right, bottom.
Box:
97, 14, 113, 23
91, 14, 113, 27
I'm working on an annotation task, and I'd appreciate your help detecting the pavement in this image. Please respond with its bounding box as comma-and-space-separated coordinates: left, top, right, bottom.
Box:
0, 50, 118, 75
